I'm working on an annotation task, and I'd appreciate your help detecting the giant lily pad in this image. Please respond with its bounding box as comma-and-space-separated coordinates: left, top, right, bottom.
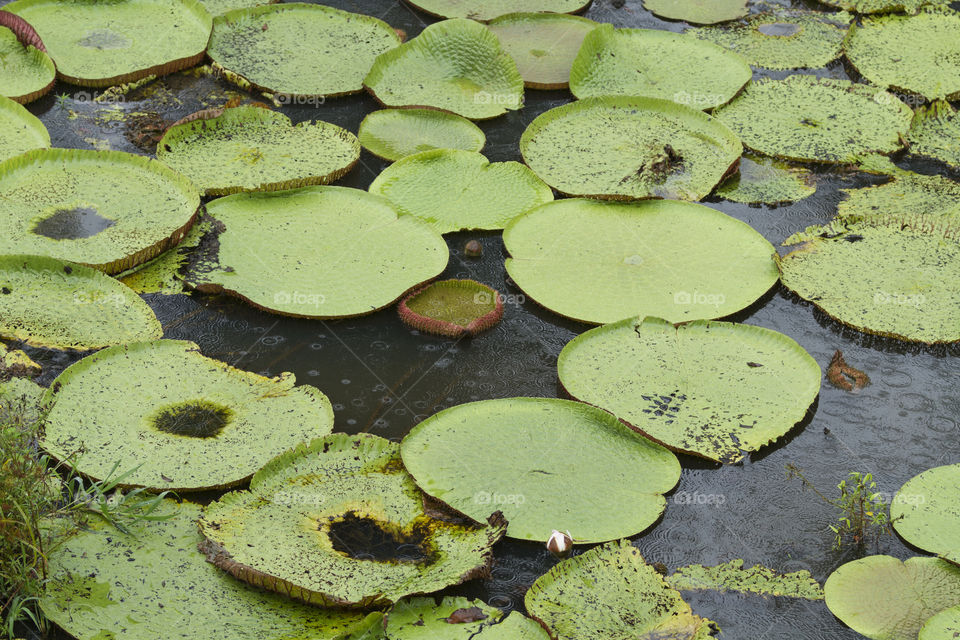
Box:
404, 0, 590, 21
199, 433, 506, 608
569, 25, 750, 109
41, 500, 380, 640
185, 186, 448, 318
643, 0, 747, 25
908, 99, 960, 168
922, 606, 960, 640
819, 0, 950, 12
824, 556, 960, 640
0, 13, 56, 103
208, 4, 400, 98
400, 397, 681, 543
714, 75, 913, 163
369, 149, 553, 234
837, 171, 960, 224
558, 317, 821, 463
525, 539, 716, 640
891, 464, 960, 565
715, 153, 816, 204
0, 148, 199, 274
358, 109, 486, 162
398, 279, 503, 338
385, 597, 549, 639
363, 19, 524, 120
41, 339, 334, 491
503, 199, 778, 325
844, 7, 960, 101
779, 215, 960, 343
520, 97, 741, 200
156, 106, 360, 196
0, 94, 49, 163
0, 255, 161, 350
487, 13, 596, 89
4, 0, 211, 87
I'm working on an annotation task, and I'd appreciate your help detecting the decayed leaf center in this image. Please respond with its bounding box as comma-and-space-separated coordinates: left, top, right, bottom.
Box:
325, 511, 435, 565
150, 400, 234, 438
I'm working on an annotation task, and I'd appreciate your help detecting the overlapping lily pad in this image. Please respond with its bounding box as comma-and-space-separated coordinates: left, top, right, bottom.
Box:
156, 106, 359, 196
404, 0, 590, 21
41, 500, 380, 640
715, 153, 816, 204
364, 19, 524, 120
503, 199, 778, 325
824, 556, 960, 640
525, 539, 716, 640
844, 7, 960, 101
891, 464, 960, 565
199, 433, 506, 608
487, 13, 596, 89
908, 100, 960, 168
4, 0, 212, 87
0, 148, 200, 273
369, 149, 553, 233
358, 109, 486, 162
819, 0, 950, 12
0, 14, 56, 103
385, 597, 549, 639
520, 97, 742, 200
569, 25, 750, 109
0, 255, 161, 350
41, 339, 334, 491
398, 279, 503, 338
401, 397, 681, 543
208, 4, 400, 98
0, 94, 49, 162
922, 606, 960, 640
118, 215, 212, 295
837, 171, 960, 224
185, 186, 448, 318
643, 0, 747, 24
666, 559, 824, 599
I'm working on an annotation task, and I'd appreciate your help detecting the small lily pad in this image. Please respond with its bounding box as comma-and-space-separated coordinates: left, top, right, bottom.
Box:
487, 13, 596, 89
715, 153, 816, 204
0, 94, 49, 163
385, 597, 549, 639
0, 13, 56, 103
405, 0, 590, 21
908, 99, 960, 168
0, 342, 40, 380
643, 0, 748, 24
369, 149, 553, 233
398, 279, 504, 338
837, 171, 960, 224
156, 106, 360, 196
922, 606, 960, 640
667, 559, 824, 599
891, 463, 960, 565
364, 19, 524, 120
358, 109, 486, 162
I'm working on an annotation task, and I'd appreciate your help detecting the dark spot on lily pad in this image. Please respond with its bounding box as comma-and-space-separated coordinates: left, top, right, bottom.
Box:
32, 207, 116, 240
151, 400, 233, 438
328, 512, 433, 564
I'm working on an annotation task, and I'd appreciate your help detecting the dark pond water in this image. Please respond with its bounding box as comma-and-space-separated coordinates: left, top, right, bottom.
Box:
6, 0, 960, 638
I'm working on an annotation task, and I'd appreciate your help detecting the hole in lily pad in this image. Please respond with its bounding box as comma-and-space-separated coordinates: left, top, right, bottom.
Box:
31, 206, 116, 240
151, 400, 233, 438
328, 512, 433, 564
757, 22, 801, 37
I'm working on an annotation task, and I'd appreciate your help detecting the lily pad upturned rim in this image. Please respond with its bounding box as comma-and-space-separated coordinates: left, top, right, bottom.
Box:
402, 0, 592, 22
358, 108, 486, 162
642, 0, 749, 25
398, 279, 504, 338
0, 94, 50, 161
0, 10, 56, 103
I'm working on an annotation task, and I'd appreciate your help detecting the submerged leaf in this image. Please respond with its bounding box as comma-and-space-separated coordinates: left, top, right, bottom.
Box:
398, 279, 503, 338
892, 463, 960, 565
715, 153, 816, 204
0, 19, 55, 103
117, 215, 212, 295
0, 94, 49, 162
358, 109, 486, 162
404, 0, 590, 21
385, 597, 548, 639
643, 0, 747, 25
487, 12, 597, 89
667, 559, 824, 600
908, 99, 960, 168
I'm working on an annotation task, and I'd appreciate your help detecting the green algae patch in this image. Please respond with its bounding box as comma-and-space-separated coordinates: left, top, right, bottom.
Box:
400, 397, 681, 543
156, 106, 360, 196
643, 0, 747, 24
0, 148, 199, 274
715, 153, 816, 204
0, 15, 56, 103
0, 342, 40, 380
837, 171, 960, 224
405, 0, 590, 21
819, 0, 950, 12
4, 0, 211, 87
922, 606, 960, 640
369, 149, 553, 234
186, 186, 448, 318
41, 500, 379, 640
689, 12, 847, 70
208, 3, 400, 98
364, 19, 524, 120
359, 109, 486, 162
487, 13, 596, 89
118, 215, 212, 295
892, 464, 960, 565
559, 316, 820, 463
398, 279, 503, 338
908, 100, 960, 168
570, 25, 750, 109
825, 556, 960, 640
844, 7, 960, 101
0, 255, 161, 350
200, 433, 506, 608
41, 339, 334, 491
714, 75, 912, 163
667, 559, 824, 599
525, 539, 717, 640
385, 597, 549, 639
198, 0, 275, 16
520, 96, 741, 201
0, 94, 49, 163
503, 199, 778, 325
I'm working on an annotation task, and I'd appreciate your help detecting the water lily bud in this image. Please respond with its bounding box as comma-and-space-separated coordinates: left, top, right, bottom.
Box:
547, 529, 572, 558
464, 240, 483, 257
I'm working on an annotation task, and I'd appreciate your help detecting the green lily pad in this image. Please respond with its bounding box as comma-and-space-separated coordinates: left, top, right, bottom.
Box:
558, 316, 821, 463
4, 0, 211, 87
358, 109, 486, 162
369, 149, 553, 234
643, 0, 747, 24
117, 215, 212, 295
0, 148, 200, 274
570, 24, 750, 109
0, 342, 40, 380
0, 94, 49, 163
819, 0, 950, 12
156, 106, 359, 196
908, 99, 960, 168
364, 19, 524, 120
208, 3, 400, 99
837, 171, 960, 224
0, 255, 161, 350
520, 96, 741, 200
198, 0, 275, 17
41, 339, 334, 491
689, 12, 847, 70
398, 279, 503, 338
921, 605, 960, 640
779, 215, 960, 343
844, 7, 960, 101
185, 186, 448, 318
404, 0, 590, 21
891, 464, 960, 565
0, 14, 56, 103
385, 597, 549, 639
41, 500, 380, 640
487, 13, 596, 89
503, 199, 778, 325
666, 559, 824, 599
401, 397, 681, 543
715, 153, 816, 204
200, 433, 506, 608
714, 75, 913, 163
824, 556, 960, 640
525, 539, 716, 640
